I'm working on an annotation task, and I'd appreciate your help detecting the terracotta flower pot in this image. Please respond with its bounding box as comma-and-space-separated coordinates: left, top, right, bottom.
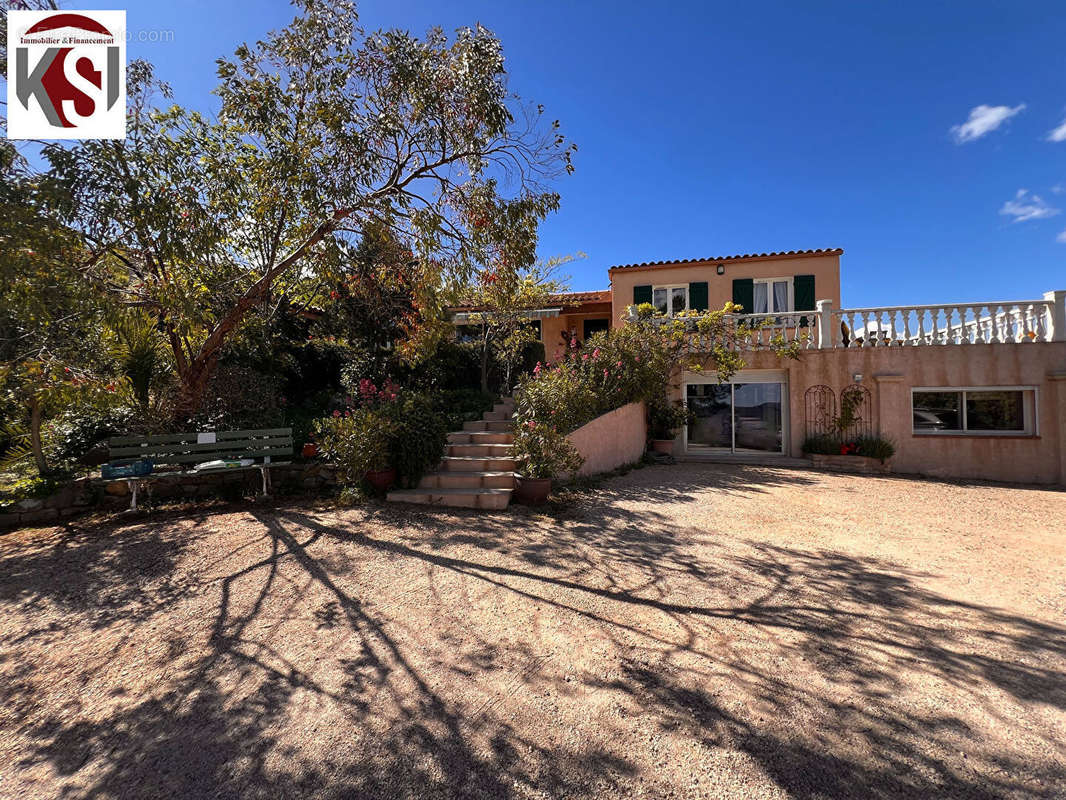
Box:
365, 467, 397, 491
514, 475, 551, 505
650, 438, 675, 454
302, 443, 318, 458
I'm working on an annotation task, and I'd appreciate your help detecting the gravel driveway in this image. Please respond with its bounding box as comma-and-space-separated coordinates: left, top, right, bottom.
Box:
1, 463, 1064, 799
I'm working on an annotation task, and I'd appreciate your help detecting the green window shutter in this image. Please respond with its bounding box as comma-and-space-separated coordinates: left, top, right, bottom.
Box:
794, 274, 816, 327
794, 275, 816, 311
633, 285, 652, 306
688, 281, 709, 312
731, 278, 753, 313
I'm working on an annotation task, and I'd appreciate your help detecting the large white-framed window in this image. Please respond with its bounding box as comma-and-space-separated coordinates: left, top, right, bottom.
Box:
752, 277, 793, 314
652, 284, 689, 317
911, 387, 1037, 436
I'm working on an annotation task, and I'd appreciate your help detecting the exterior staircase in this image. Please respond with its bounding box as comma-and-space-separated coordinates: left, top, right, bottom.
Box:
386, 398, 516, 510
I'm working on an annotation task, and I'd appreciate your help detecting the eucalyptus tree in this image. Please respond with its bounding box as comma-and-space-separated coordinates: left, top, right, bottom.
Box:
45, 0, 573, 417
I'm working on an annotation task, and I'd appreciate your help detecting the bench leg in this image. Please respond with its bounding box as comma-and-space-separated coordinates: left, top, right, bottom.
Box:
128, 479, 139, 511
259, 466, 271, 497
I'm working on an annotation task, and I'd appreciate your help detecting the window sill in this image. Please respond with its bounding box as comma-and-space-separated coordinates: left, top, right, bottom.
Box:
912, 433, 1039, 440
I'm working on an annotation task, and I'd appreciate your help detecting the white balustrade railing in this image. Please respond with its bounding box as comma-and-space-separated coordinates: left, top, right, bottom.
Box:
626, 290, 1065, 349
831, 300, 1054, 347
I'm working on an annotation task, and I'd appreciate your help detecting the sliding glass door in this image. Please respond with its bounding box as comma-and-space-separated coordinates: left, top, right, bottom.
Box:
686, 381, 785, 454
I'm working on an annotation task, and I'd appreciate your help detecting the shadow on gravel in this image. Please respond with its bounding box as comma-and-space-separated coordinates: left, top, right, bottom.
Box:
4, 464, 1065, 799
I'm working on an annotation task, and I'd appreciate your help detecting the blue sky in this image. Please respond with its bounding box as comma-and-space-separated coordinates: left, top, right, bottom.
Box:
40, 0, 1066, 305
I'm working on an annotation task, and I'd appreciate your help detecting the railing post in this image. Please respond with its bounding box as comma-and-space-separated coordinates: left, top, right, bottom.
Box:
816, 299, 834, 348
1045, 290, 1066, 342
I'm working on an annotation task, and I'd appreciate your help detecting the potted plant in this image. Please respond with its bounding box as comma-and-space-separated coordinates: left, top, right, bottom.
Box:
647, 396, 692, 454
313, 408, 397, 493
802, 434, 895, 474
511, 420, 584, 504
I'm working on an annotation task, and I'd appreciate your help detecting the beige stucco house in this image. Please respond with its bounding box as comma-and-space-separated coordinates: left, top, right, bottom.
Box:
452, 247, 1066, 485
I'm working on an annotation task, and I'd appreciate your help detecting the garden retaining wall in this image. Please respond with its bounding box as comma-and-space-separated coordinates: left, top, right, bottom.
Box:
0, 463, 338, 531
567, 401, 647, 477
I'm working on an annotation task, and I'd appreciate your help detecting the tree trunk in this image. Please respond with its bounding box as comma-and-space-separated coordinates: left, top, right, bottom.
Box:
29, 396, 49, 476
173, 355, 218, 422
479, 326, 491, 394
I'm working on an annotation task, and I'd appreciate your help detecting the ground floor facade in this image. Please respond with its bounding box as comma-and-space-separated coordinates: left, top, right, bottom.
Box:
667, 342, 1066, 485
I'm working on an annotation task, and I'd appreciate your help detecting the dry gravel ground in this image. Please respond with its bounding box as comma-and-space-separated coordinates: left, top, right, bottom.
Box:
1, 463, 1065, 800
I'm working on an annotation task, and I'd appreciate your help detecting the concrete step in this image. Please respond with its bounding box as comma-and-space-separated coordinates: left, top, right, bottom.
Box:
462, 420, 513, 433
446, 443, 513, 458
440, 456, 517, 472
447, 431, 514, 445
419, 471, 515, 490
482, 409, 512, 421
386, 488, 512, 510
492, 402, 514, 414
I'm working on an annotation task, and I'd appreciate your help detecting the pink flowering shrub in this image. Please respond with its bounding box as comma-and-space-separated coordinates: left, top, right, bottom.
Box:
314, 381, 447, 488
513, 325, 674, 435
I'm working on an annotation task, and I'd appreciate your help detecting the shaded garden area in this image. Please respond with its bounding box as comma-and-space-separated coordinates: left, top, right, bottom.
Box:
2, 463, 1064, 799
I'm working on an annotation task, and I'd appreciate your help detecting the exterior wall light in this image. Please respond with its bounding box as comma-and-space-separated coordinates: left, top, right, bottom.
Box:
716, 264, 725, 275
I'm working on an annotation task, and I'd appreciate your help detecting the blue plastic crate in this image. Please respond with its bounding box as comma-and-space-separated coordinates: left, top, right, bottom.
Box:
101, 459, 153, 479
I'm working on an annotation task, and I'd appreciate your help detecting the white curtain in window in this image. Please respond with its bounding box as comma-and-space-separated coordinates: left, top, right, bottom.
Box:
773, 280, 788, 313
753, 282, 769, 313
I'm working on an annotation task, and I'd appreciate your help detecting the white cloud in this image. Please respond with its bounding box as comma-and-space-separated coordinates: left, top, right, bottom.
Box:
1046, 117, 1066, 142
1057, 230, 1066, 243
1052, 183, 1066, 194
950, 103, 1026, 143
999, 189, 1060, 223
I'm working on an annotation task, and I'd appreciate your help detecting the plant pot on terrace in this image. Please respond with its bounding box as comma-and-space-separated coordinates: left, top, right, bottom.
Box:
801, 435, 895, 475
647, 397, 692, 457
514, 475, 551, 505
365, 467, 397, 491
511, 420, 585, 505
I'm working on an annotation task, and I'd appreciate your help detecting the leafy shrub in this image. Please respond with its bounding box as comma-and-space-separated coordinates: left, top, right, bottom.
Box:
314, 408, 394, 485
514, 323, 675, 435
854, 435, 896, 462
647, 395, 693, 440
802, 434, 895, 462
801, 434, 839, 456
512, 420, 584, 480
432, 388, 496, 431
313, 383, 448, 489
389, 392, 448, 488
193, 366, 284, 431
49, 403, 136, 466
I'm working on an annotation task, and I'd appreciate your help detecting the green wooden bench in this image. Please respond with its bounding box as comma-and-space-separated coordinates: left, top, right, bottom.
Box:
101, 428, 293, 510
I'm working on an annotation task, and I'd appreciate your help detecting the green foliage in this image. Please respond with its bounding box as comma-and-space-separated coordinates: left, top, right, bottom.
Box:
314, 409, 395, 486
432, 389, 496, 431
647, 396, 693, 440
800, 434, 840, 456
37, 0, 572, 417
313, 385, 448, 489
512, 420, 584, 480
514, 322, 676, 435
854, 435, 896, 462
388, 393, 448, 488
802, 434, 896, 463
634, 302, 659, 320
456, 257, 572, 393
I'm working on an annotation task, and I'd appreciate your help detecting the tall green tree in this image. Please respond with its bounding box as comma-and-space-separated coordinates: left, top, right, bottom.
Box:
460, 257, 570, 394
44, 0, 573, 418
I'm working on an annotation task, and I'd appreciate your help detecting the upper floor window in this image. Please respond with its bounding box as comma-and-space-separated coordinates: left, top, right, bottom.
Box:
912, 388, 1035, 435
753, 278, 793, 314
653, 285, 688, 316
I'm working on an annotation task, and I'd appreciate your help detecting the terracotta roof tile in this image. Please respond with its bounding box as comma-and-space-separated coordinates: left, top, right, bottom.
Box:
550, 289, 611, 304
608, 248, 843, 272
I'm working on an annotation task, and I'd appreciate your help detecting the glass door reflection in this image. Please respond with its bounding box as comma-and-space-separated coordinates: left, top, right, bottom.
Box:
686, 382, 784, 454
